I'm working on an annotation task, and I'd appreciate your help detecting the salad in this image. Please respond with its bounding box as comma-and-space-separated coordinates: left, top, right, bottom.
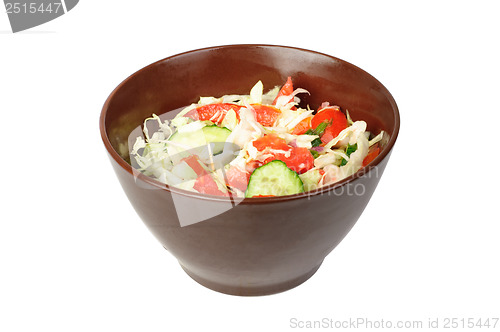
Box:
131, 77, 385, 198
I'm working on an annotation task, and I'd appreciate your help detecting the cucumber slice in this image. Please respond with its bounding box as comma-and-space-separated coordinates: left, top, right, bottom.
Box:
245, 160, 304, 197
169, 125, 231, 154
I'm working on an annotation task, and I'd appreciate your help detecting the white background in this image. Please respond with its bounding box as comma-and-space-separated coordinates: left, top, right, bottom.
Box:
1, 1, 499, 331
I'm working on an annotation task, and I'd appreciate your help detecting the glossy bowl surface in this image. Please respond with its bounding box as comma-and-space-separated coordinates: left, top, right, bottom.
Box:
100, 44, 400, 296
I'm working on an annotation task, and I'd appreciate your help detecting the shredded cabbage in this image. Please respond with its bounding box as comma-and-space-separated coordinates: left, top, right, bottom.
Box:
369, 130, 386, 147
198, 96, 222, 105
173, 104, 197, 121
323, 121, 368, 150
221, 109, 238, 131
130, 79, 384, 196
299, 169, 323, 191
249, 80, 264, 104
226, 107, 264, 148
261, 86, 280, 104
274, 88, 309, 109
338, 132, 369, 179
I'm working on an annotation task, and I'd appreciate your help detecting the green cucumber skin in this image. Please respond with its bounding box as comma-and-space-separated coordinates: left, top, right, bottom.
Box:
245, 160, 304, 198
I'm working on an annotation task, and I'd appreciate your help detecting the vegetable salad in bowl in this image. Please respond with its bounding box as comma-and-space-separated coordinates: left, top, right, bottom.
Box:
131, 77, 385, 198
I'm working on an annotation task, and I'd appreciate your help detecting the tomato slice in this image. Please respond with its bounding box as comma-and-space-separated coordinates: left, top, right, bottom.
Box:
252, 134, 290, 152
362, 145, 381, 167
250, 135, 313, 174
311, 108, 348, 144
181, 155, 208, 176
182, 155, 229, 196
310, 109, 334, 129
320, 122, 347, 144
291, 117, 312, 135
272, 76, 294, 105
186, 102, 280, 126
250, 104, 281, 127
245, 160, 262, 173
282, 147, 314, 174
185, 103, 241, 123
225, 166, 250, 192
193, 173, 228, 196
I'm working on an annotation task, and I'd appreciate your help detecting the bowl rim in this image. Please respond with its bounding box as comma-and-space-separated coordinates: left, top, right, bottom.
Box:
99, 44, 400, 204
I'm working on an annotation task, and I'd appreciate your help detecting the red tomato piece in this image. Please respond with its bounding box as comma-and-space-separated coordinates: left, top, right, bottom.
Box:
311, 109, 348, 144
310, 109, 333, 129
282, 147, 314, 174
250, 104, 281, 127
321, 122, 347, 144
183, 155, 228, 196
272, 76, 294, 105
185, 103, 241, 123
245, 160, 262, 174
362, 146, 381, 167
193, 173, 228, 196
251, 136, 313, 174
252, 134, 290, 152
225, 166, 250, 192
181, 155, 208, 176
291, 117, 312, 135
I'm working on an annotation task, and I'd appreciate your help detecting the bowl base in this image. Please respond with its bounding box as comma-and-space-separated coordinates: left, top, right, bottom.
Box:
179, 261, 323, 296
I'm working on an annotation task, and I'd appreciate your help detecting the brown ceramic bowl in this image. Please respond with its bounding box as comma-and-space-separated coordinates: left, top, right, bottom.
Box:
99, 45, 400, 296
